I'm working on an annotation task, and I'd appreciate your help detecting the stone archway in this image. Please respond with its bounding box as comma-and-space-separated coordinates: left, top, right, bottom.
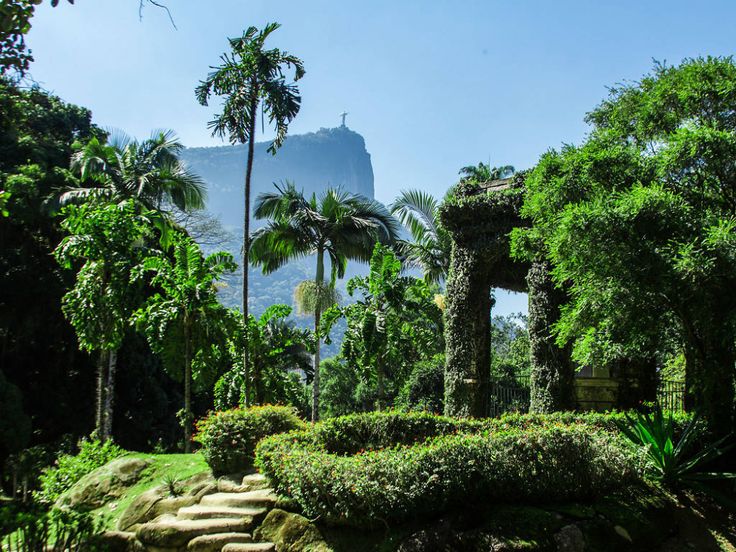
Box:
439, 177, 575, 418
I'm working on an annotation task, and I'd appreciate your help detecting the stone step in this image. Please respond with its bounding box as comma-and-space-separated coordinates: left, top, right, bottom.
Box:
178, 504, 267, 521
200, 490, 278, 510
222, 544, 275, 552
187, 532, 253, 552
136, 518, 252, 548
217, 473, 269, 493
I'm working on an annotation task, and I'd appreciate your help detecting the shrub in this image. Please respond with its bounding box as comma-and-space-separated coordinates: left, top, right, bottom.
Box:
36, 439, 126, 504
618, 409, 733, 491
195, 405, 306, 475
396, 355, 444, 414
0, 502, 104, 551
310, 410, 488, 455
255, 411, 637, 526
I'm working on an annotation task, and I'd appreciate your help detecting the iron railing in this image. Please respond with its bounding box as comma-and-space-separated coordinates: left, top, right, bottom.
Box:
657, 378, 686, 412
489, 375, 531, 417
488, 375, 686, 416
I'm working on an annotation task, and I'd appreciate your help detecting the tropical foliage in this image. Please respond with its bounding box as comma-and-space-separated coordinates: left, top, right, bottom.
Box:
133, 234, 235, 451
54, 200, 153, 440
196, 23, 305, 403
619, 409, 734, 491
213, 304, 313, 413
390, 189, 451, 284
512, 57, 736, 433
62, 130, 206, 215
458, 161, 515, 183
323, 245, 444, 410
251, 182, 400, 419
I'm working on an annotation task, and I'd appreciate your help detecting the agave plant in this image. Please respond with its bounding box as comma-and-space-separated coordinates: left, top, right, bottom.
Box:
619, 409, 735, 493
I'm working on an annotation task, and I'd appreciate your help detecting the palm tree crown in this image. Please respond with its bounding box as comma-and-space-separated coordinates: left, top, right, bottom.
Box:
390, 189, 451, 285
62, 130, 206, 213
251, 183, 400, 280
458, 162, 515, 183
195, 22, 305, 151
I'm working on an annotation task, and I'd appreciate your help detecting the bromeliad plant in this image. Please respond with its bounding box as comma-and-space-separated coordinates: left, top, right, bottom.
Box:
618, 408, 735, 492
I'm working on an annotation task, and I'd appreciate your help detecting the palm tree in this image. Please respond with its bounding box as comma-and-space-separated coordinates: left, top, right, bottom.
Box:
195, 23, 304, 404
62, 130, 206, 213
458, 162, 515, 183
133, 235, 235, 452
250, 182, 400, 420
390, 189, 452, 284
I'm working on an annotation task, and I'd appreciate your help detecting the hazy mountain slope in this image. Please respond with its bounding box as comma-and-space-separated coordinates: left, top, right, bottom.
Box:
182, 126, 375, 229
182, 126, 377, 357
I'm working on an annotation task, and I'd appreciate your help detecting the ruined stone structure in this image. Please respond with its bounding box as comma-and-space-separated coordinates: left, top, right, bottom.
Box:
440, 176, 652, 417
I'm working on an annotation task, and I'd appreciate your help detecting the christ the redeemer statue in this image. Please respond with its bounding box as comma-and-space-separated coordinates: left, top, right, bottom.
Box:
340, 111, 348, 127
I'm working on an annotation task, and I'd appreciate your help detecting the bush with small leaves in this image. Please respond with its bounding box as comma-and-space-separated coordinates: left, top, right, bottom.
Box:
36, 439, 126, 504
195, 405, 306, 475
255, 411, 638, 526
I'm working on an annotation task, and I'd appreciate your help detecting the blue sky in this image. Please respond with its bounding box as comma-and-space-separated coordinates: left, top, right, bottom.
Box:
26, 0, 736, 315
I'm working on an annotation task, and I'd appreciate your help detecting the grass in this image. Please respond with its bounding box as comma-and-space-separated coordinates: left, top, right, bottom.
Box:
89, 452, 210, 530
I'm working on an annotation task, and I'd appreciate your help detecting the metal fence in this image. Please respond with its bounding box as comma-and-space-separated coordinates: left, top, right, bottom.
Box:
657, 378, 686, 412
489, 375, 531, 417
488, 376, 686, 416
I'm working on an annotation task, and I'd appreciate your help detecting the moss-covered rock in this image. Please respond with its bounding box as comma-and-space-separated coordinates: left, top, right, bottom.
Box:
56, 457, 151, 511
117, 472, 216, 530
255, 509, 332, 552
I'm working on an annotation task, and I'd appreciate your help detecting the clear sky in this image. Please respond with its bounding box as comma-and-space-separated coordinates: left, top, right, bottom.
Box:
26, 0, 736, 315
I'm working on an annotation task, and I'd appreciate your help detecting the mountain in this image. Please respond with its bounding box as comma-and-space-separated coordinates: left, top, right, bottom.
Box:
182, 125, 375, 229
181, 125, 377, 357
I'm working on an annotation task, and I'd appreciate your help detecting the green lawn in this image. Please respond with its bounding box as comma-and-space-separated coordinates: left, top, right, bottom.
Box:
91, 452, 210, 530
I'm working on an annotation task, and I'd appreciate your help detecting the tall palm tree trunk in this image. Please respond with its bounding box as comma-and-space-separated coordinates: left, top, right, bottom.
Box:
183, 319, 192, 453
95, 350, 107, 437
102, 348, 117, 441
312, 248, 324, 422
242, 90, 258, 406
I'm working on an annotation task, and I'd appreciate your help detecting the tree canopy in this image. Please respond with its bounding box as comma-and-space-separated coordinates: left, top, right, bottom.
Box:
512, 57, 736, 432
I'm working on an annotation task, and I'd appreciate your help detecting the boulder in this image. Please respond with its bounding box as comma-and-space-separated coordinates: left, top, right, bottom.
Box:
254, 508, 331, 552
554, 524, 585, 552
118, 488, 163, 531
57, 457, 151, 511
118, 474, 216, 531
99, 530, 146, 552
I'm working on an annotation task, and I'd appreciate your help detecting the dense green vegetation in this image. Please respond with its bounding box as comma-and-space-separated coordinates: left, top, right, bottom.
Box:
255, 411, 634, 526
512, 57, 736, 433
195, 405, 305, 475
2, 7, 736, 548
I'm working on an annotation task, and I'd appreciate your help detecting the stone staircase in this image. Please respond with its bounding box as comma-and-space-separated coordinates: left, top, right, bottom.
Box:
122, 473, 278, 551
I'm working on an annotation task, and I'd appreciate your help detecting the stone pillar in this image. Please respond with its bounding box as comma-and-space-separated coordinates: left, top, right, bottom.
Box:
527, 261, 576, 412
444, 246, 492, 418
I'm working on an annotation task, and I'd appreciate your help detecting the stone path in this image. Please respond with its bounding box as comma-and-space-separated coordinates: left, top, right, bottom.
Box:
117, 473, 278, 551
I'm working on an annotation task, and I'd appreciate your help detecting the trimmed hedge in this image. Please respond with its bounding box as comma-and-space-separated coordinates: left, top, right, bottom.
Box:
255, 411, 640, 526
195, 405, 305, 475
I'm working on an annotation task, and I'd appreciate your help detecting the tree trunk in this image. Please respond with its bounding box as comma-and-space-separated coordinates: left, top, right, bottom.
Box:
101, 348, 117, 441
527, 261, 575, 413
242, 90, 258, 407
376, 357, 384, 411
183, 319, 192, 453
443, 246, 492, 418
311, 248, 324, 422
95, 350, 107, 438
683, 321, 735, 436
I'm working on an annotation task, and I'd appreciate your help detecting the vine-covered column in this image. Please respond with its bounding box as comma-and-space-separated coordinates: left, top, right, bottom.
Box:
527, 260, 575, 412
444, 245, 492, 418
